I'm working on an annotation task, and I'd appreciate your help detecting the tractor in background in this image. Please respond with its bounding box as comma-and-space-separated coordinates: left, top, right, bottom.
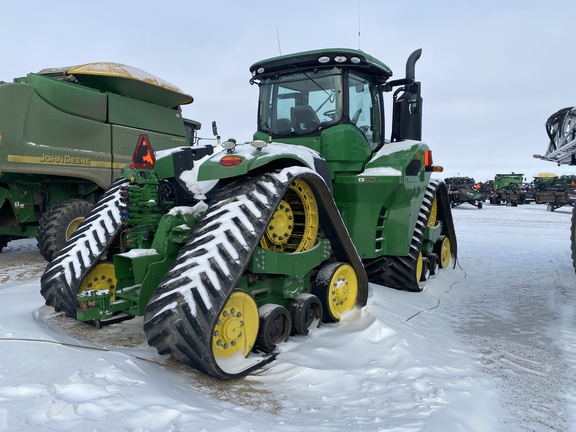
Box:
489, 173, 526, 206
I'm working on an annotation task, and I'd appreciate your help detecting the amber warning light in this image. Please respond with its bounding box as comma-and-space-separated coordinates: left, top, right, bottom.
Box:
131, 134, 156, 169
424, 150, 443, 172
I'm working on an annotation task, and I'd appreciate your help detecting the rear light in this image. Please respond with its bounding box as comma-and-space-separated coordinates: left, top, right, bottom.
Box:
424, 150, 433, 167
130, 134, 155, 169
220, 155, 242, 166
424, 150, 443, 172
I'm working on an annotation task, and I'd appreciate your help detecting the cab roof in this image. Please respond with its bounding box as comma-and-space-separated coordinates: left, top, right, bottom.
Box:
250, 48, 393, 84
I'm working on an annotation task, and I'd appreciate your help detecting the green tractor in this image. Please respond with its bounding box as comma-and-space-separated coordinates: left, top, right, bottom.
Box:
489, 173, 526, 206
41, 48, 457, 379
0, 62, 199, 259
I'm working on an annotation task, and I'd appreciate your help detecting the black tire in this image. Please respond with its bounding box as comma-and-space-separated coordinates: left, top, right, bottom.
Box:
477, 201, 483, 209
37, 199, 94, 261
288, 294, 323, 336
255, 305, 292, 352
427, 253, 440, 275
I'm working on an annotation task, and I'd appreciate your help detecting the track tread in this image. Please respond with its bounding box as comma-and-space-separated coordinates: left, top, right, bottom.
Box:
143, 172, 291, 379
40, 179, 129, 316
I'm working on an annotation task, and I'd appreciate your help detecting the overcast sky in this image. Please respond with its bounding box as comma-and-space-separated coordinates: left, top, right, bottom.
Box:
3, 0, 575, 183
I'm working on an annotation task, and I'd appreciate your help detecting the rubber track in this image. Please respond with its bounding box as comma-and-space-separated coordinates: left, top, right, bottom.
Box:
40, 179, 129, 316
364, 179, 457, 292
143, 168, 368, 379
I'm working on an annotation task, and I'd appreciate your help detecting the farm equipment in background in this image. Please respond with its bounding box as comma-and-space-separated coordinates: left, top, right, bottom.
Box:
533, 173, 576, 211
41, 48, 457, 379
533, 107, 576, 269
0, 63, 199, 260
489, 173, 526, 206
444, 176, 484, 209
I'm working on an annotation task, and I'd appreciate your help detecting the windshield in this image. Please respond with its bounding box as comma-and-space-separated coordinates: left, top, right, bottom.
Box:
257, 67, 343, 136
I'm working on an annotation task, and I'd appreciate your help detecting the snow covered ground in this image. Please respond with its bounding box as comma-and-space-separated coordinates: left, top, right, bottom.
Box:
1, 200, 575, 432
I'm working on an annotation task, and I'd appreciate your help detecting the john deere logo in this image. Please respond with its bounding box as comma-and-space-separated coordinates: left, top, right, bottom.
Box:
39, 154, 91, 165
7, 154, 124, 169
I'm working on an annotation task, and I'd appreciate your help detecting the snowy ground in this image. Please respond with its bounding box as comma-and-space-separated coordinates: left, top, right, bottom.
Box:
1, 201, 575, 432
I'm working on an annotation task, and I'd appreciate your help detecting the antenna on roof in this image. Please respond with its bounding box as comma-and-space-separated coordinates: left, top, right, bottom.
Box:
358, 0, 361, 49
276, 27, 282, 55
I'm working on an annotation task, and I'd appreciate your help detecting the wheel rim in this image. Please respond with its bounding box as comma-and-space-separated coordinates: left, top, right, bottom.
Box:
65, 216, 85, 241
438, 237, 451, 268
327, 264, 358, 320
416, 252, 423, 282
260, 178, 318, 252
428, 196, 438, 227
212, 291, 259, 360
78, 262, 117, 302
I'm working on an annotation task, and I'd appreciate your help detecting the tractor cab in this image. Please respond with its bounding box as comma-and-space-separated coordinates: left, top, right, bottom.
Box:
250, 48, 423, 175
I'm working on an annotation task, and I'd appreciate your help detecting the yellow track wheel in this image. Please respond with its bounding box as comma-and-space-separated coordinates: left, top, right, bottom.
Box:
78, 262, 117, 303
314, 262, 359, 322
261, 178, 318, 253
435, 235, 451, 268
428, 196, 438, 228
416, 252, 423, 283
212, 291, 259, 360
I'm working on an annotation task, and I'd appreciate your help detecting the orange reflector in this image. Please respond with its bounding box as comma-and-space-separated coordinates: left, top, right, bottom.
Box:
220, 155, 242, 166
432, 165, 444, 172
424, 150, 433, 167
130, 134, 155, 169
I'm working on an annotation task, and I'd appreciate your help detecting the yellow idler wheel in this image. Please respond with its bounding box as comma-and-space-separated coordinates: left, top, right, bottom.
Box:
260, 178, 318, 253
65, 216, 86, 242
435, 235, 451, 269
78, 262, 117, 303
428, 196, 438, 228
416, 252, 423, 283
212, 291, 259, 360
314, 262, 359, 323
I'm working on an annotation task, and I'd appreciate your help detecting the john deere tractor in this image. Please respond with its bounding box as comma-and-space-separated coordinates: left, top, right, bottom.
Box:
41, 48, 457, 379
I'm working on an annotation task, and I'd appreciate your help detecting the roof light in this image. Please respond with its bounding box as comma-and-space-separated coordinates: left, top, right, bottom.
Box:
257, 67, 265, 74
220, 155, 243, 166
334, 55, 347, 63
222, 139, 237, 152
130, 134, 155, 169
350, 57, 361, 64
318, 56, 330, 64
